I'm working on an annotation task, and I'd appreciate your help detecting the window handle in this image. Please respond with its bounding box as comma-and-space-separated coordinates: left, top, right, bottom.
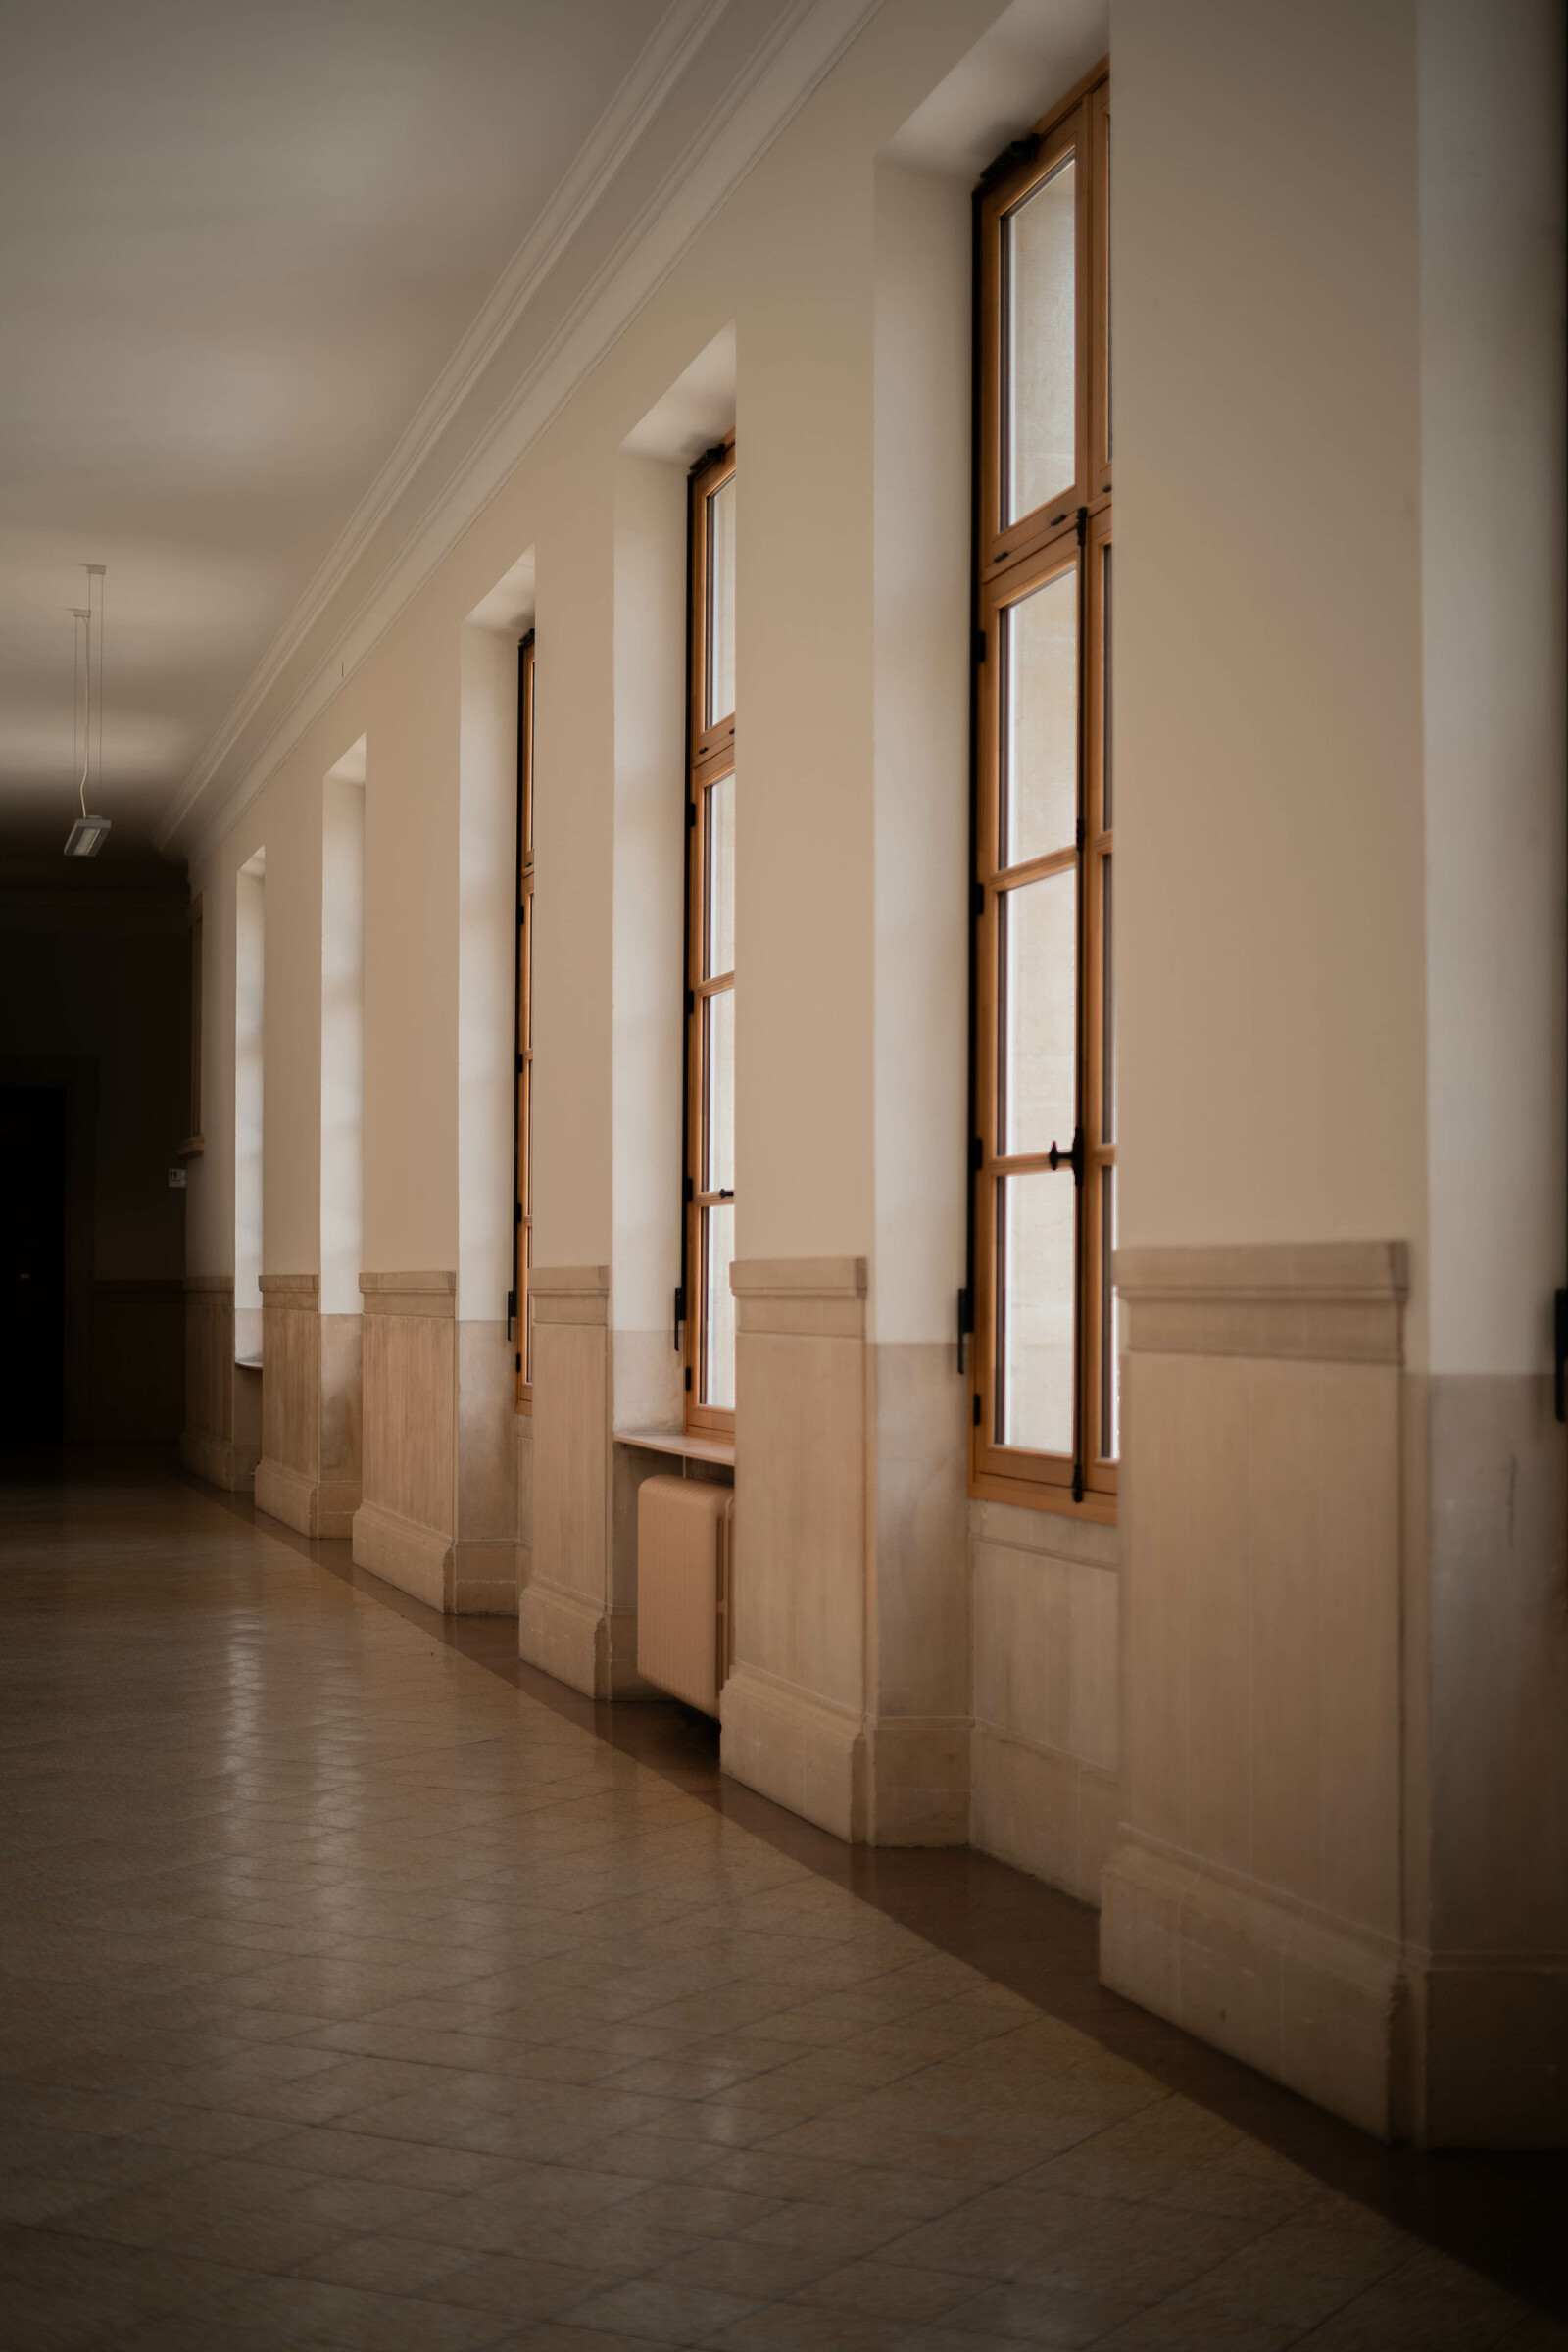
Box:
716, 1188, 734, 1199
1048, 1130, 1084, 1183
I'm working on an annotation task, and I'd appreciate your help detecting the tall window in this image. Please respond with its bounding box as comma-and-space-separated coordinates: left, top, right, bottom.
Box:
972, 67, 1113, 1517
684, 441, 736, 1432
514, 632, 535, 1412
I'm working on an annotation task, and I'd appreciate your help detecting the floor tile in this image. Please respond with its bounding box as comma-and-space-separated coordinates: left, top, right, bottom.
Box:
0, 1459, 1556, 2352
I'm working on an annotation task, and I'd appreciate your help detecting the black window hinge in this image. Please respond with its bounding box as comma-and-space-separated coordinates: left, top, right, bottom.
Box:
1072, 1463, 1085, 1502
974, 628, 986, 664
685, 988, 696, 1015
684, 1366, 693, 1391
1076, 818, 1085, 851
516, 1053, 525, 1074
972, 1392, 982, 1428
673, 1285, 685, 1351
971, 1136, 983, 1174
515, 1200, 523, 1224
505, 1288, 515, 1338
687, 801, 697, 829
956, 1285, 973, 1375
684, 1175, 694, 1203
1076, 506, 1088, 546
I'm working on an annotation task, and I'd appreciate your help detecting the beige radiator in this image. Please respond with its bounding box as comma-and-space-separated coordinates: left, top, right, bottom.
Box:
635, 1475, 734, 1718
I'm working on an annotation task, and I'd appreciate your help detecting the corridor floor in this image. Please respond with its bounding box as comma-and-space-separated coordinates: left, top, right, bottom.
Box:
1, 1461, 1563, 2352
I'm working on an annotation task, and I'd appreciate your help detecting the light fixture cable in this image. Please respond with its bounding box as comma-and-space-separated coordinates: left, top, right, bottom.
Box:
64, 564, 111, 858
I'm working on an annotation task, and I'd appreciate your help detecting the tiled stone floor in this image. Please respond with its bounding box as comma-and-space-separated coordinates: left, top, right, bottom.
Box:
1, 1458, 1564, 2352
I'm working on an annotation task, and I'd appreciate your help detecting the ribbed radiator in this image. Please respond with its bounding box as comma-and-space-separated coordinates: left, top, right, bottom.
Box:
635, 1475, 734, 1718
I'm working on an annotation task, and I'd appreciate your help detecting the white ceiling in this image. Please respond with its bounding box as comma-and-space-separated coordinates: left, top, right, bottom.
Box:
0, 0, 704, 859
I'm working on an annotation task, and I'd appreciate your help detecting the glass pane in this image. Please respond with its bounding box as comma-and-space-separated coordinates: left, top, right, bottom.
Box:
1004, 566, 1077, 865
1002, 869, 1076, 1157
1103, 121, 1112, 462
999, 1169, 1074, 1456
1005, 154, 1075, 524
1101, 855, 1114, 1144
703, 1203, 735, 1408
705, 985, 734, 1195
1101, 543, 1112, 827
708, 473, 736, 727
707, 772, 734, 977
1101, 1164, 1119, 1461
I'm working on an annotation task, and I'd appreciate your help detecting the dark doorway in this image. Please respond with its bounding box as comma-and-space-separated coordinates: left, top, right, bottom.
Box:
0, 1088, 68, 1441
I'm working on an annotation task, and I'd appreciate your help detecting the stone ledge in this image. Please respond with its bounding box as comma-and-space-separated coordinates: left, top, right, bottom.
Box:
1115, 1240, 1408, 1364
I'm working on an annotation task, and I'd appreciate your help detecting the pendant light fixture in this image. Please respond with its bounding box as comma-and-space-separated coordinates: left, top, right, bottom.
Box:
64, 563, 111, 858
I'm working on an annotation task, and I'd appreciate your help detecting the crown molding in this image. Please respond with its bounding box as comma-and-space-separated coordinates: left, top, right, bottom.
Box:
167, 0, 886, 864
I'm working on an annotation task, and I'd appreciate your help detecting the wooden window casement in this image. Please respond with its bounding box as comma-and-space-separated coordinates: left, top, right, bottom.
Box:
970, 63, 1114, 1520
513, 632, 535, 1413
682, 439, 736, 1435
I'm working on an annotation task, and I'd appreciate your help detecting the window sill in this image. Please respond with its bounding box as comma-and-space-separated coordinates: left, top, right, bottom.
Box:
615, 1426, 735, 1470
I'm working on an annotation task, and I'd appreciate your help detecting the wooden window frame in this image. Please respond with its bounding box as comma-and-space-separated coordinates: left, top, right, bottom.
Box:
970, 63, 1114, 1521
682, 438, 736, 1437
513, 632, 534, 1414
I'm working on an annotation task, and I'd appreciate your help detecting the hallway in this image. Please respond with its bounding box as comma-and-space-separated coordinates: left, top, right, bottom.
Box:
0, 1461, 1563, 2352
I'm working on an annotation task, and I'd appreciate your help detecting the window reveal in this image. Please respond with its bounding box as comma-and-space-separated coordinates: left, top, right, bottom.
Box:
684, 442, 737, 1432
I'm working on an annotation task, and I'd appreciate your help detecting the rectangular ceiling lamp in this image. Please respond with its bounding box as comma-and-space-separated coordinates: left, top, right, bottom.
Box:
64, 814, 112, 858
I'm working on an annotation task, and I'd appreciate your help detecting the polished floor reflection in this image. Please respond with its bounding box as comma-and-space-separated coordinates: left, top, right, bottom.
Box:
1, 1458, 1563, 2351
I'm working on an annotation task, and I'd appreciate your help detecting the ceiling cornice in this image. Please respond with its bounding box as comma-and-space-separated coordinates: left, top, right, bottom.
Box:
166, 0, 885, 864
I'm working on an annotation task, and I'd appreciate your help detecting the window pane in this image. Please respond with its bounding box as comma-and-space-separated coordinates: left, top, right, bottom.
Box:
1101, 543, 1112, 827
1101, 1164, 1119, 1461
706, 771, 734, 978
1101, 854, 1114, 1144
703, 1203, 735, 1408
999, 1169, 1074, 1455
708, 474, 736, 727
1004, 566, 1077, 865
704, 985, 734, 1194
1002, 869, 1076, 1157
1005, 154, 1075, 524
1103, 121, 1112, 463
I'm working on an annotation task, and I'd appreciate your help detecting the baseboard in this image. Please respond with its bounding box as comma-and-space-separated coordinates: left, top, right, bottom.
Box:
1101, 1832, 1401, 2138
255, 1458, 363, 1540
720, 1663, 866, 1842
516, 1575, 603, 1696
352, 1498, 450, 1611
867, 1716, 970, 1846
254, 1457, 314, 1536
179, 1427, 260, 1494
1404, 1952, 1568, 2147
450, 1538, 520, 1617
316, 1480, 362, 1540
970, 1720, 1117, 1904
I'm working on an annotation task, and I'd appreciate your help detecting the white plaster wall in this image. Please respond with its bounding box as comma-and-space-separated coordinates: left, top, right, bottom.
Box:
187, 0, 1004, 1303
233, 854, 265, 1318
458, 622, 520, 1323
612, 448, 690, 1427
871, 159, 971, 1348
1113, 0, 1432, 1364
320, 748, 365, 1317
1418, 0, 1566, 1380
